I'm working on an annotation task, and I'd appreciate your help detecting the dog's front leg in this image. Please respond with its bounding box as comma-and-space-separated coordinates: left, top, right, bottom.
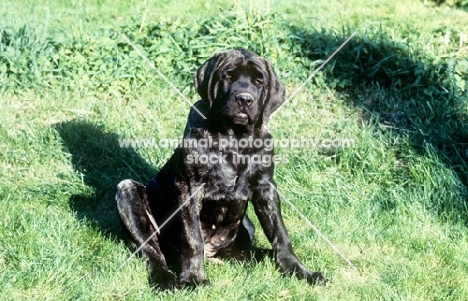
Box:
177, 183, 210, 287
251, 179, 327, 285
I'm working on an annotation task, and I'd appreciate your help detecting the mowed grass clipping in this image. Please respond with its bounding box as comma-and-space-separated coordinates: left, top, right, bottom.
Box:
1, 0, 468, 300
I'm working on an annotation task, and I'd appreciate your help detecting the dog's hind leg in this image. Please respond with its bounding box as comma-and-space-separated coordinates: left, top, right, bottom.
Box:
116, 179, 176, 289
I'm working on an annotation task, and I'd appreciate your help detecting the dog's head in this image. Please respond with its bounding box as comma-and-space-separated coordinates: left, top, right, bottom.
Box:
194, 49, 285, 130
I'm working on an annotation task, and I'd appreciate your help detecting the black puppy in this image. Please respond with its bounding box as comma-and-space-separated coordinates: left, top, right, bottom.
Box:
116, 49, 326, 289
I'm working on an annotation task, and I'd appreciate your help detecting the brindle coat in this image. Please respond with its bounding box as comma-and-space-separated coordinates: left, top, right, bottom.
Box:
116, 49, 326, 289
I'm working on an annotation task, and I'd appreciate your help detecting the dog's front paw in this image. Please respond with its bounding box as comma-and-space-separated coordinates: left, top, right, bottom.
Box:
289, 268, 328, 286
179, 272, 210, 288
304, 271, 328, 285
149, 270, 178, 291
277, 255, 327, 285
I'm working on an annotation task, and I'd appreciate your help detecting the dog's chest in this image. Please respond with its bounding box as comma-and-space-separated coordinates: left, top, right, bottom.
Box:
184, 131, 265, 201
199, 153, 252, 201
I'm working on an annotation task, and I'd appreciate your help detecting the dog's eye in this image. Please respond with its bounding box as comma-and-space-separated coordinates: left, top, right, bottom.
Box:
254, 78, 264, 86
222, 74, 233, 83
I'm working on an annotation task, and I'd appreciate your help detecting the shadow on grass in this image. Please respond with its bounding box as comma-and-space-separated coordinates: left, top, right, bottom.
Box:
286, 24, 468, 223
426, 1, 468, 12
55, 120, 157, 238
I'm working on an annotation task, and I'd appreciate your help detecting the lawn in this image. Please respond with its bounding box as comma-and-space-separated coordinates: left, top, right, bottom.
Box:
1, 0, 468, 300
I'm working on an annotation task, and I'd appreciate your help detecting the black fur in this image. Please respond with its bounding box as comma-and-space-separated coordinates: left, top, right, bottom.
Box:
116, 49, 326, 289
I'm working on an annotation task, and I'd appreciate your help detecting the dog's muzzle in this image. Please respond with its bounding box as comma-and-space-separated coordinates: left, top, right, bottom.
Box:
235, 93, 254, 108
231, 93, 254, 125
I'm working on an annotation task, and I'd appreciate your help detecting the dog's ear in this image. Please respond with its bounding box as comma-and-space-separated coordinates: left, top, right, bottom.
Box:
194, 52, 228, 108
259, 58, 286, 125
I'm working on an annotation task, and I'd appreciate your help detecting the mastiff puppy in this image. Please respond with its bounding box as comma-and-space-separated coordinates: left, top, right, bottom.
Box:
116, 49, 326, 289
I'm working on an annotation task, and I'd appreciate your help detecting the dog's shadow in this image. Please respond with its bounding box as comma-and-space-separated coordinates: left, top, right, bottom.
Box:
55, 120, 156, 239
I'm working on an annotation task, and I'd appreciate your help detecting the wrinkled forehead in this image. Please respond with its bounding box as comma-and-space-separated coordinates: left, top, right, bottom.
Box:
218, 51, 266, 75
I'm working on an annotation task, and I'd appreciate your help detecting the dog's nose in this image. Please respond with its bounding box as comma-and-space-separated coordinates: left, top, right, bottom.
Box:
235, 93, 254, 107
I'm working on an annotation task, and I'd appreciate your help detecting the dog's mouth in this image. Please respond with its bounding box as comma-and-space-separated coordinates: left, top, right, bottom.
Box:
232, 113, 249, 125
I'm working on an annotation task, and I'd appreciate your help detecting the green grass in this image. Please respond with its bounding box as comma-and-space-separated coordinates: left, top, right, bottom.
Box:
1, 0, 468, 300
